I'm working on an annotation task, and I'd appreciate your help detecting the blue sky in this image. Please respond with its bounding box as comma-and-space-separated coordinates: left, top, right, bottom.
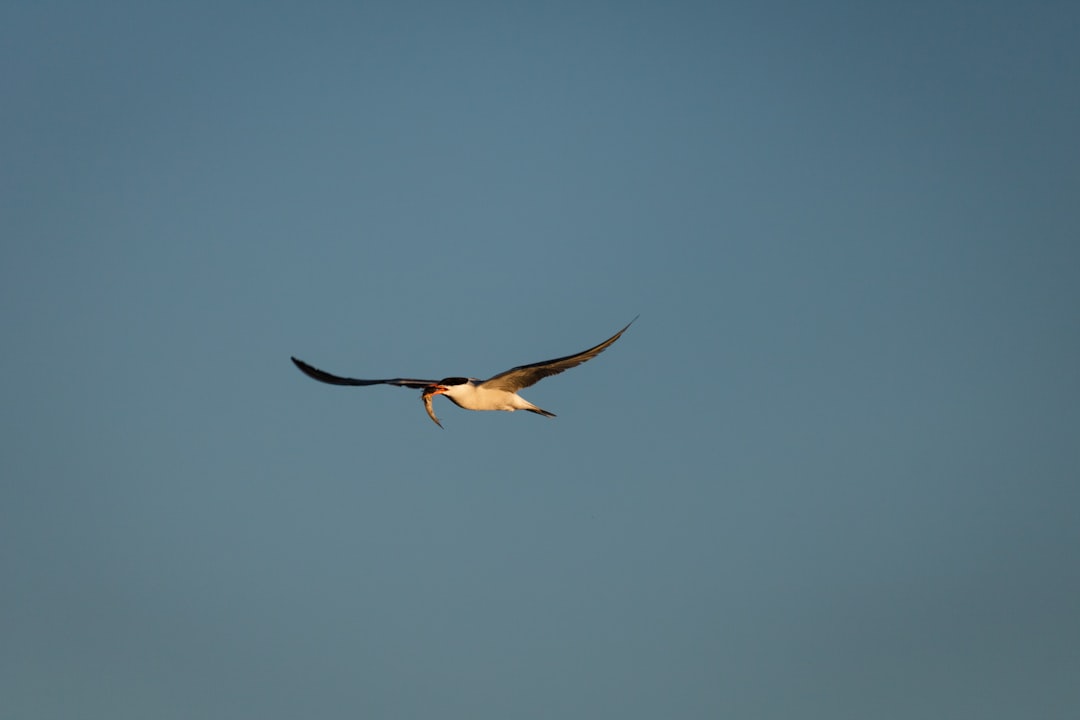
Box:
3, 1, 1078, 718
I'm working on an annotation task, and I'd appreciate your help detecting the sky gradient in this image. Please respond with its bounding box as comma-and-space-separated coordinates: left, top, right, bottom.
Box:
3, 1, 1079, 718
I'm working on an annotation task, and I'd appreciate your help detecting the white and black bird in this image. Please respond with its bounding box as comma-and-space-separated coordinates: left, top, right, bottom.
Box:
291, 317, 636, 428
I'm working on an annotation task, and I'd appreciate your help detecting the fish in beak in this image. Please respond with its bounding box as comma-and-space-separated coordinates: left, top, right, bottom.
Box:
421, 385, 447, 428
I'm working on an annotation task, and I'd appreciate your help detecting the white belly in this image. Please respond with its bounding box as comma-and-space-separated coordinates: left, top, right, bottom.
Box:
446, 385, 527, 412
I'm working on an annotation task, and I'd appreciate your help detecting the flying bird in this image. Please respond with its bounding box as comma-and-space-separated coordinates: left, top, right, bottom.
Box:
291, 317, 636, 428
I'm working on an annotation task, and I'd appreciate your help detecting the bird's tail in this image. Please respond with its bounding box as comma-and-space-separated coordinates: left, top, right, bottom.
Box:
526, 407, 556, 418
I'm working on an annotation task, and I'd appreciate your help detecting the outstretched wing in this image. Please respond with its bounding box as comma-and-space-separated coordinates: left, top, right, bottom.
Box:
479, 317, 636, 393
290, 357, 436, 389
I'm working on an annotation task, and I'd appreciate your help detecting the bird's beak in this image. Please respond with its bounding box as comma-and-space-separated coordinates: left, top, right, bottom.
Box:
423, 385, 448, 397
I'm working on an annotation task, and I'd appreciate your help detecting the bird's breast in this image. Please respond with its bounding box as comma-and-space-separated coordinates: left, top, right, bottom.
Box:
446, 385, 521, 412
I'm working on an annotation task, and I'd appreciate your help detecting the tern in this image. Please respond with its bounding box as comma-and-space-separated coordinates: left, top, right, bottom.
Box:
291, 317, 636, 428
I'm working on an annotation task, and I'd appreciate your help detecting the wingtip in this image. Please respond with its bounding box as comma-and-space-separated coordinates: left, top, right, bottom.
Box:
613, 316, 638, 337
291, 356, 318, 376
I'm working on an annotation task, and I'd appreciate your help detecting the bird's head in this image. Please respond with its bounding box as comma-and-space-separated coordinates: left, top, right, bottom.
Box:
423, 377, 470, 398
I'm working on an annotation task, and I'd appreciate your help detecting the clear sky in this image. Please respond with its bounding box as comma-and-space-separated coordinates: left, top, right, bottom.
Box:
3, 1, 1078, 718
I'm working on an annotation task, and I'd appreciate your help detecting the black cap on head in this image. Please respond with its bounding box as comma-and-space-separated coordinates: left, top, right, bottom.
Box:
438, 377, 470, 386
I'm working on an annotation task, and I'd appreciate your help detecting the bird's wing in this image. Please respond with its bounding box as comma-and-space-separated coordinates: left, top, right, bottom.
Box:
291, 357, 436, 389
479, 317, 636, 393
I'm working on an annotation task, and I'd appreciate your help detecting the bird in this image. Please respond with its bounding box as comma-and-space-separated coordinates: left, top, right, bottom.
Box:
291, 317, 636, 428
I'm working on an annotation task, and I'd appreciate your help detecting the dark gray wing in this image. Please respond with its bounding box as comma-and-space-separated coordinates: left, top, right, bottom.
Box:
291, 357, 436, 389
479, 317, 636, 393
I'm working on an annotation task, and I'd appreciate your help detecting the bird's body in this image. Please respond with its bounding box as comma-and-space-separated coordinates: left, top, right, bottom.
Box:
291, 317, 635, 428
434, 381, 555, 415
